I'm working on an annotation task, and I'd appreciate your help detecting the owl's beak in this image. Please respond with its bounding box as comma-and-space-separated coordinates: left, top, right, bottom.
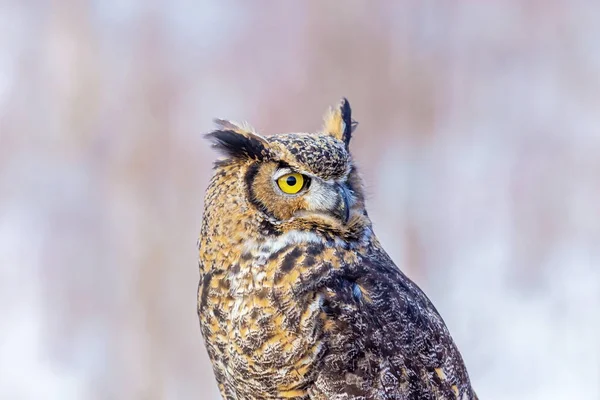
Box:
335, 184, 351, 224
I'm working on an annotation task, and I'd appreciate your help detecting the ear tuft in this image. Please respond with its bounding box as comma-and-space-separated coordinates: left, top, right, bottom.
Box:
322, 98, 357, 148
205, 120, 271, 162
213, 119, 260, 136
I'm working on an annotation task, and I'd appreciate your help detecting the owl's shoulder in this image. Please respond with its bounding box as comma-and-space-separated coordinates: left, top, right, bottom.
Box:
311, 242, 475, 399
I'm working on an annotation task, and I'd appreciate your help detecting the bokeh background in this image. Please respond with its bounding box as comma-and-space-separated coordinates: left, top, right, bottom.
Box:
1, 1, 599, 399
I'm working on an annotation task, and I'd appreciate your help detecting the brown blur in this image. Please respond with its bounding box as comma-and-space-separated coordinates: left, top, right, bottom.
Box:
1, 2, 599, 399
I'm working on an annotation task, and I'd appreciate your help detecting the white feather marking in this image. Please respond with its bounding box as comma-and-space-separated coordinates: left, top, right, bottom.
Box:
243, 230, 322, 258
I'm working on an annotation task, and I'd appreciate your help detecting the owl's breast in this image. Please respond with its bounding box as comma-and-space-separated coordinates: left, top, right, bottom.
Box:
198, 236, 336, 399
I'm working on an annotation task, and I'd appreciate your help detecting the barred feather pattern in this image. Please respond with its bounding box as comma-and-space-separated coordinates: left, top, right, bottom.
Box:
197, 99, 477, 400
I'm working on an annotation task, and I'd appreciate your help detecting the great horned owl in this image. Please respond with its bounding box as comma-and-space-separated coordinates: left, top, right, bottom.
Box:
197, 99, 477, 400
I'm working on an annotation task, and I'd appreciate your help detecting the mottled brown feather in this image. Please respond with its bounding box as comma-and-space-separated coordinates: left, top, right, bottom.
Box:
198, 99, 477, 400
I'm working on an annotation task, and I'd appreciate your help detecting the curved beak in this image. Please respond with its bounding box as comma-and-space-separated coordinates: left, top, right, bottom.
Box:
334, 184, 351, 224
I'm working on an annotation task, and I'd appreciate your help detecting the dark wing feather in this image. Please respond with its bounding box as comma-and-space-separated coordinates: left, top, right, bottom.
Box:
309, 247, 476, 400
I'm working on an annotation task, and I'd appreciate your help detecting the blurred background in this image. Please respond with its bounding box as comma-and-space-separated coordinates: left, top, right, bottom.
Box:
1, 1, 599, 399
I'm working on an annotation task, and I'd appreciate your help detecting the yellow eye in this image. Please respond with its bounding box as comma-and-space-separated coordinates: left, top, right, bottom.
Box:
277, 173, 305, 194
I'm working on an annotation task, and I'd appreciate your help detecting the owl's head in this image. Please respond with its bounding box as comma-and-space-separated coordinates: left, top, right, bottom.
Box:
205, 99, 369, 240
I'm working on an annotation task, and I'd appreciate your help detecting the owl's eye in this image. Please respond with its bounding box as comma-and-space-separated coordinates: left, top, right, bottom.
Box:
276, 173, 307, 194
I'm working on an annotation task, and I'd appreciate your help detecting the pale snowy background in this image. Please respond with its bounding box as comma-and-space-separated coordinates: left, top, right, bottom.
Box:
1, 1, 599, 399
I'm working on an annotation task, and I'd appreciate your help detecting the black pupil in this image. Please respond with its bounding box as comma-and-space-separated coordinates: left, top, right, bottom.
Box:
286, 176, 297, 186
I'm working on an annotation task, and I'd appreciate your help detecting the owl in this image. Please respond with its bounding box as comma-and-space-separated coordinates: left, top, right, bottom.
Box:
197, 99, 478, 400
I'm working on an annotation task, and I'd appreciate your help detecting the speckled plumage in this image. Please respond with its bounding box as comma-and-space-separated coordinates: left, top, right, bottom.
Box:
197, 99, 478, 400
